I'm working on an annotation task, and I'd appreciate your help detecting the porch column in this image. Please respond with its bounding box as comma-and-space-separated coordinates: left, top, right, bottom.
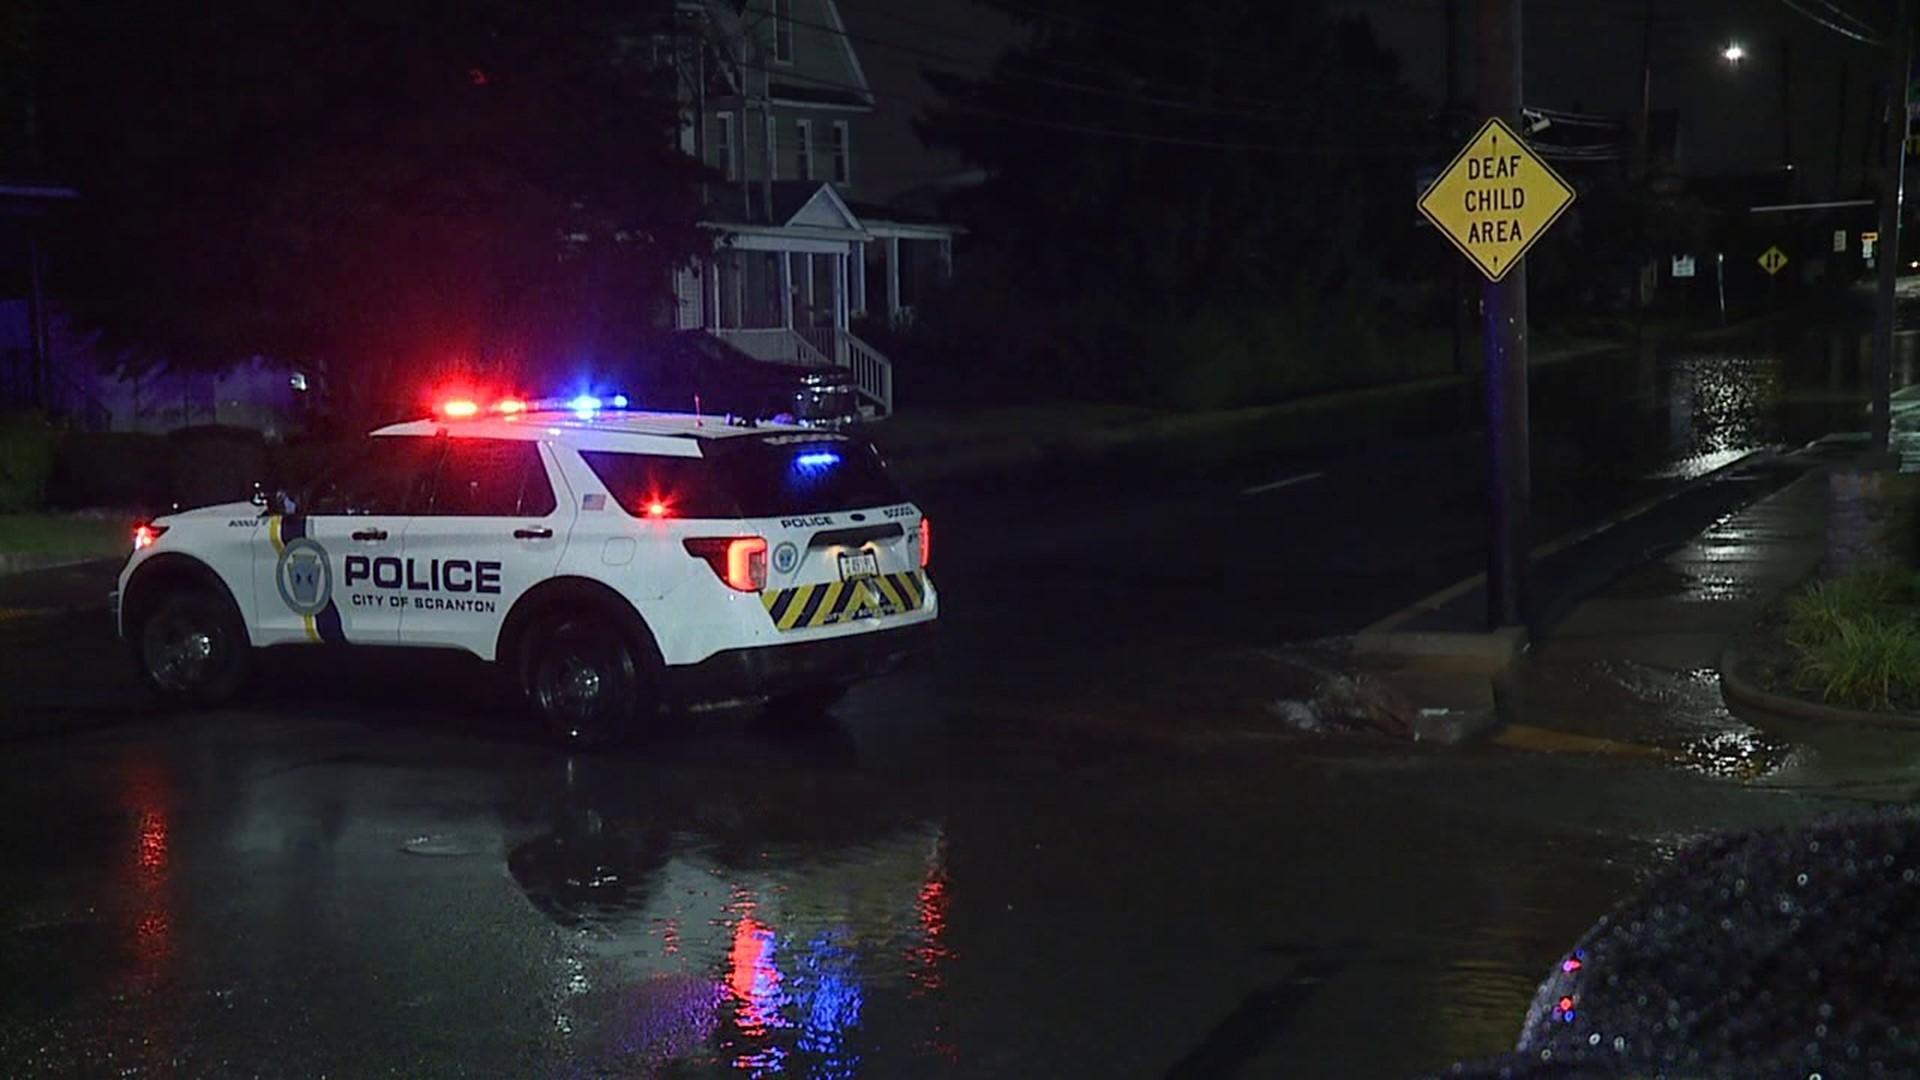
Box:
938, 236, 953, 279
729, 250, 745, 330
851, 241, 868, 317
832, 253, 849, 331
885, 236, 901, 322
780, 251, 794, 330
801, 254, 815, 323
707, 256, 722, 330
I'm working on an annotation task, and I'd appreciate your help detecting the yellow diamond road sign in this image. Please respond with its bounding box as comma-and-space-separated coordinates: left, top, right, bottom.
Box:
1417, 116, 1576, 283
1758, 246, 1789, 276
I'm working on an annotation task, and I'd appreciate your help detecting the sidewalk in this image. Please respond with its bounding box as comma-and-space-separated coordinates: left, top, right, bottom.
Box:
1496, 452, 1920, 800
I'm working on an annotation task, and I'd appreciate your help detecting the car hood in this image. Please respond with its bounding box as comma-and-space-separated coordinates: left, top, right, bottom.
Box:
157, 500, 263, 525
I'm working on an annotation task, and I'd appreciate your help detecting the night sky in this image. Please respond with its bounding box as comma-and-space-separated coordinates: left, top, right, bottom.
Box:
842, 0, 1902, 203
1347, 0, 1891, 191
836, 0, 1023, 202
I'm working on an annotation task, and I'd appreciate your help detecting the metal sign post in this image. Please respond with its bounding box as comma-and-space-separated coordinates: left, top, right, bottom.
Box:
1415, 0, 1574, 631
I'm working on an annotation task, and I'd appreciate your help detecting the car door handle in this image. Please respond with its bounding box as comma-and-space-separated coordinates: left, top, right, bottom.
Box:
514, 527, 553, 540
351, 528, 388, 542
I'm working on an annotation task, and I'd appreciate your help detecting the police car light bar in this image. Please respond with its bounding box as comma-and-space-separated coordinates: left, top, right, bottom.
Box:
434, 392, 634, 419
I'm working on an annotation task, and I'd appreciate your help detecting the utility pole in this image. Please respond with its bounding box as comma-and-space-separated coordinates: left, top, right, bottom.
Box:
1873, 0, 1914, 455
1480, 0, 1530, 630
1634, 0, 1654, 335
1446, 0, 1471, 390
1781, 37, 1796, 196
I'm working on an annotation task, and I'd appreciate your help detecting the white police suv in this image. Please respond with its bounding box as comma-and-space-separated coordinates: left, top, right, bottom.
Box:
112, 393, 936, 747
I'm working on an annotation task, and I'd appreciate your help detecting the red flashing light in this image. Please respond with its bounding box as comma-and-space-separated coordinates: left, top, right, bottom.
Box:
133, 523, 167, 550
491, 398, 527, 415
645, 500, 672, 519
685, 536, 768, 592
439, 399, 480, 418
918, 517, 932, 568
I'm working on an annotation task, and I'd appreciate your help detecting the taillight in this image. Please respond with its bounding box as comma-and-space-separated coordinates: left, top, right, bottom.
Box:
918, 517, 931, 568
133, 523, 167, 550
684, 537, 768, 592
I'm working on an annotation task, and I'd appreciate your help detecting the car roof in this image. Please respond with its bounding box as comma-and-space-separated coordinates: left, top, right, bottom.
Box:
370, 408, 844, 451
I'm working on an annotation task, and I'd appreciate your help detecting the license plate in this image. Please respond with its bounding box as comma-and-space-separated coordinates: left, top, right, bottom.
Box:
837, 551, 879, 581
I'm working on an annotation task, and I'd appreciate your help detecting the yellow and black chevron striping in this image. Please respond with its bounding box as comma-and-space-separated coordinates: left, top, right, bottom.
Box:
761, 571, 925, 631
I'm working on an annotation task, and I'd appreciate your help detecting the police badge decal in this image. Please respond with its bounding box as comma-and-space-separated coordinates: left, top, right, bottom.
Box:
275, 537, 334, 617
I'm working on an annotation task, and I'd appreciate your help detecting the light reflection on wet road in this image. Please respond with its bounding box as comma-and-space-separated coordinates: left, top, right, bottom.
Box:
4, 324, 1920, 1078
0, 698, 1856, 1080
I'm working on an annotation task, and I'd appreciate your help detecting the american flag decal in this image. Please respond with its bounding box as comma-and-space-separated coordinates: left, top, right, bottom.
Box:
582, 493, 607, 511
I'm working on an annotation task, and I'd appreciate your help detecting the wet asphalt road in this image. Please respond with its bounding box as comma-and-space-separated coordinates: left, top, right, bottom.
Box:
0, 323, 1911, 1078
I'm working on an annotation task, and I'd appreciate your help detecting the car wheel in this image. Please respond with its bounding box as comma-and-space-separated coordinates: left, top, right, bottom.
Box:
521, 612, 652, 750
136, 589, 252, 707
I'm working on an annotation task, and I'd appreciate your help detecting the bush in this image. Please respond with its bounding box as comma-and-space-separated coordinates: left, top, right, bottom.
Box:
0, 411, 55, 512
1784, 565, 1920, 710
1146, 295, 1436, 412
45, 431, 172, 511
1796, 616, 1920, 711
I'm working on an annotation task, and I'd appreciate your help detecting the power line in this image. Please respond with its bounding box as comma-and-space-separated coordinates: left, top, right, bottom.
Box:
1809, 0, 1885, 37
734, 59, 1442, 157
779, 5, 1434, 123
974, 0, 1280, 71
466, 0, 1445, 155
1774, 0, 1887, 45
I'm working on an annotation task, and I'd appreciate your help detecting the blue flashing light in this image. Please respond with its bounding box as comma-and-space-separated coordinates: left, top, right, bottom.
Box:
568, 394, 602, 414
794, 450, 841, 470
611, 394, 629, 408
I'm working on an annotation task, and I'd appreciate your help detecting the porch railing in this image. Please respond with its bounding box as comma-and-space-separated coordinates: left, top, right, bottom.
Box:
711, 326, 894, 418
710, 327, 833, 367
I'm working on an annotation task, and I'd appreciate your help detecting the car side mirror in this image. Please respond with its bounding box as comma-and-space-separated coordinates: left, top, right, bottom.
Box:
252, 483, 296, 515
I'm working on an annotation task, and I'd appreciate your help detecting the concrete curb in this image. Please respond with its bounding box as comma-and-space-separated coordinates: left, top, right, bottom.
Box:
1351, 627, 1530, 672
0, 552, 118, 578
1358, 445, 1787, 642
1720, 644, 1920, 732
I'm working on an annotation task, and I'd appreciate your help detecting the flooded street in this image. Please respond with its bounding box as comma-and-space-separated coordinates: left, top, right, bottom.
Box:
0, 703, 1846, 1079
3, 317, 1918, 1078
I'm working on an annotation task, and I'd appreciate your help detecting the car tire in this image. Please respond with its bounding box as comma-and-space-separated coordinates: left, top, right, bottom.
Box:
135, 588, 252, 707
520, 610, 654, 750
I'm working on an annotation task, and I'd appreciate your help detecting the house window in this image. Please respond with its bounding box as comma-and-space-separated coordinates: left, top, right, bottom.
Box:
794, 119, 814, 181
830, 121, 850, 185
713, 112, 736, 181
773, 0, 793, 64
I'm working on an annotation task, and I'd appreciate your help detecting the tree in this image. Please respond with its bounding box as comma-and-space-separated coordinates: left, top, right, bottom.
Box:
916, 1, 1433, 318
33, 0, 712, 424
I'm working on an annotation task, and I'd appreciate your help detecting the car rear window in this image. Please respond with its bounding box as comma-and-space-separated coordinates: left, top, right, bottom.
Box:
704, 433, 904, 517
577, 434, 904, 520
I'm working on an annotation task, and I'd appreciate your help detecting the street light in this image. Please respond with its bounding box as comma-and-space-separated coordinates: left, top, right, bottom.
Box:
1722, 42, 1746, 64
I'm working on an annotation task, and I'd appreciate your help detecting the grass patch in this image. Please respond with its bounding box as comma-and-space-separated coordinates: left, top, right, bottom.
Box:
1782, 564, 1920, 711
0, 513, 137, 558
1796, 617, 1920, 712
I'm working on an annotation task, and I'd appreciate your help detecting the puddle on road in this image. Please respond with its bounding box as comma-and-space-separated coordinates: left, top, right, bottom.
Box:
504, 774, 954, 1078
1513, 659, 1797, 782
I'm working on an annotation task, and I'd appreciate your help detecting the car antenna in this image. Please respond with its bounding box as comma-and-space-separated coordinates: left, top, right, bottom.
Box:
693, 392, 703, 427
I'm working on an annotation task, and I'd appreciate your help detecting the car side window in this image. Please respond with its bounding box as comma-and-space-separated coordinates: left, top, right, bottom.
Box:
301, 437, 441, 516
577, 450, 738, 519
426, 438, 557, 517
